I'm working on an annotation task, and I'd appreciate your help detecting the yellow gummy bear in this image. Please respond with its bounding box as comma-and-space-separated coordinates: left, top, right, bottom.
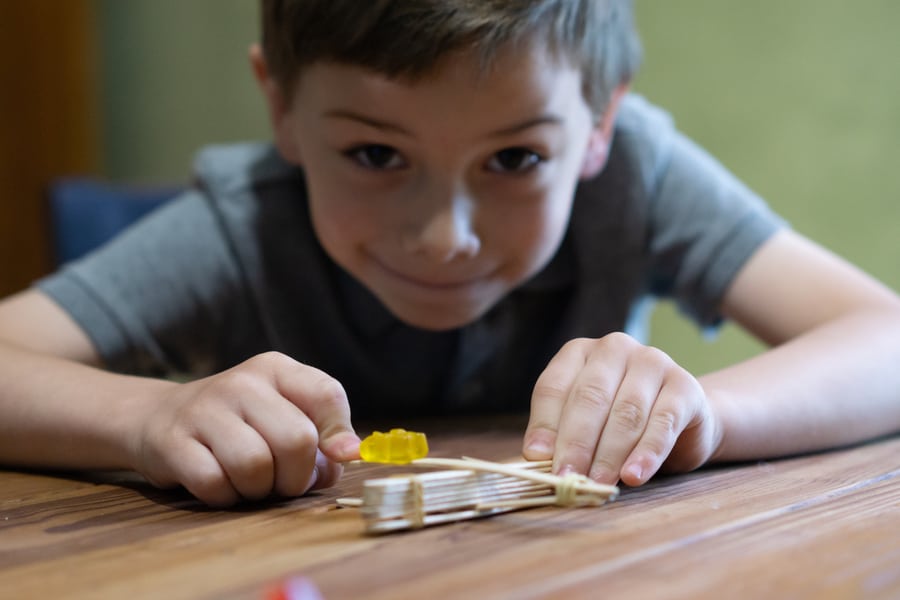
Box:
359, 428, 429, 464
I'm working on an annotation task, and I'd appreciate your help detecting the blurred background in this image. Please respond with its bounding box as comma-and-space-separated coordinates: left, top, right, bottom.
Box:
2, 0, 899, 375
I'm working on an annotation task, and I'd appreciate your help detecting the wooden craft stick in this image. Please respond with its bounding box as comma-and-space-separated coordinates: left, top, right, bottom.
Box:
337, 457, 619, 534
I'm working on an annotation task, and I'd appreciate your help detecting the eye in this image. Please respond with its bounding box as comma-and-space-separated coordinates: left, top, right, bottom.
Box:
486, 147, 543, 174
345, 144, 406, 170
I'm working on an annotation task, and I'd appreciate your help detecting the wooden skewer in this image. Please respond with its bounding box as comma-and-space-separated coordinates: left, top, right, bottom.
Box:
414, 457, 619, 500
337, 457, 619, 534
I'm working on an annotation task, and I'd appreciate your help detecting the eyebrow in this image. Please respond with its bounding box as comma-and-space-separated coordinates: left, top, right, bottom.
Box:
323, 110, 412, 135
487, 115, 563, 137
322, 109, 563, 138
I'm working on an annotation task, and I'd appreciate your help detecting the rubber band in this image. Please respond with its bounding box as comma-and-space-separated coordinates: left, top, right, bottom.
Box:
408, 476, 426, 529
554, 473, 585, 506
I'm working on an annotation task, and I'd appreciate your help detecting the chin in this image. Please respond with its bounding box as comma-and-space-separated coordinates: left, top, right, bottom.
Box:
389, 301, 493, 332
395, 311, 479, 332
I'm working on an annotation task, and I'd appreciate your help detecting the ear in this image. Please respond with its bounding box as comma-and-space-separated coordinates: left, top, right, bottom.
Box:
249, 43, 303, 164
579, 83, 629, 179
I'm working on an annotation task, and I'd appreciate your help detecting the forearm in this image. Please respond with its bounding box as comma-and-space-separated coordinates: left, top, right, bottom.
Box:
701, 309, 900, 462
0, 341, 175, 470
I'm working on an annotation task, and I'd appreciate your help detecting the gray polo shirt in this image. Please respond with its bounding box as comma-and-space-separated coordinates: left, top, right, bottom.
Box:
38, 94, 784, 417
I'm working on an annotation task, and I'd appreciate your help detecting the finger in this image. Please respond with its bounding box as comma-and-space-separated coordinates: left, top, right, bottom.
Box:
268, 354, 360, 462
620, 377, 700, 486
195, 410, 275, 501
164, 438, 241, 507
588, 349, 665, 484
524, 340, 590, 459
552, 343, 627, 476
238, 390, 321, 498
307, 449, 344, 491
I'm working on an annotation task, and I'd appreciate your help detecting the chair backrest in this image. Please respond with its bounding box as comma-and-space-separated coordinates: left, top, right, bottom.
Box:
48, 178, 183, 266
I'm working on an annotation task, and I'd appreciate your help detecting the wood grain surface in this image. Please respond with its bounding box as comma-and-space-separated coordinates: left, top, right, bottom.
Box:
2, 415, 899, 599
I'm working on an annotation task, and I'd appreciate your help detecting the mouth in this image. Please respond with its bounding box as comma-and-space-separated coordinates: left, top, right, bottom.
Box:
360, 252, 508, 330
371, 255, 493, 291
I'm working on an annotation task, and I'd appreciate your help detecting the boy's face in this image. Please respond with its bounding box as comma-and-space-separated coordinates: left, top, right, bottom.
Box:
256, 43, 617, 331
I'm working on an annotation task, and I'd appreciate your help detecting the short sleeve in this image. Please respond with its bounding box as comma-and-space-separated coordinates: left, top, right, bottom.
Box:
644, 131, 787, 327
37, 189, 260, 375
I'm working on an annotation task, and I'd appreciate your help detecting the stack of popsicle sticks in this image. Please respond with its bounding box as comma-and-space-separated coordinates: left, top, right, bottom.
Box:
337, 457, 619, 534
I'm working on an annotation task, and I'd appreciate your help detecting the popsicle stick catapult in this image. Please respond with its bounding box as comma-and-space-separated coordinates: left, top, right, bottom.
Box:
337, 429, 619, 534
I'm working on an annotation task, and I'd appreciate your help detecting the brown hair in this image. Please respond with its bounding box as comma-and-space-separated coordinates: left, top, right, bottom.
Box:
260, 0, 641, 113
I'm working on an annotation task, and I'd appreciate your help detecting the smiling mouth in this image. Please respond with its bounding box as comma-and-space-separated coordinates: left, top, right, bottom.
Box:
372, 256, 491, 290
391, 269, 479, 290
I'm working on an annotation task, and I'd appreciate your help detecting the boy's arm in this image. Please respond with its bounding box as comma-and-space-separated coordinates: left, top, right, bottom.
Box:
0, 288, 165, 468
0, 289, 100, 362
524, 228, 900, 486
703, 228, 900, 460
0, 289, 360, 505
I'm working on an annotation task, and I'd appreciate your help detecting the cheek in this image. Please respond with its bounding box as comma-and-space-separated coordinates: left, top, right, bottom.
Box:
529, 195, 572, 260
305, 181, 376, 263
528, 160, 583, 253
491, 187, 573, 277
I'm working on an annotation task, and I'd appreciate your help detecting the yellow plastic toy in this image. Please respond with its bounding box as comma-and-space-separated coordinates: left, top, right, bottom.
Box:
359, 428, 429, 464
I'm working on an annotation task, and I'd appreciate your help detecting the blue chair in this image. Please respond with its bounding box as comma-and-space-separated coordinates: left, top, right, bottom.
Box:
48, 178, 183, 266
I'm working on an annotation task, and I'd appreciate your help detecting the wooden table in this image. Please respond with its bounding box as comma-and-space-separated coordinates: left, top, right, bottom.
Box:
2, 415, 900, 599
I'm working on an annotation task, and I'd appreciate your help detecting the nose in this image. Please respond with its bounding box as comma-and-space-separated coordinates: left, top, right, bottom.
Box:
402, 188, 481, 263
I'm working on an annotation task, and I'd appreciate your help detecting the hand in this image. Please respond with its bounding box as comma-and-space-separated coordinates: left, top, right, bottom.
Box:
522, 333, 721, 486
127, 352, 360, 506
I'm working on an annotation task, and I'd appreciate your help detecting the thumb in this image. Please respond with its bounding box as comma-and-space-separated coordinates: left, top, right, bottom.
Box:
319, 429, 361, 463
273, 359, 360, 462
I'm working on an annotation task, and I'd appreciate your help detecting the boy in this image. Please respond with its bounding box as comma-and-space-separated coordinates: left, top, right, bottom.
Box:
1, 0, 899, 507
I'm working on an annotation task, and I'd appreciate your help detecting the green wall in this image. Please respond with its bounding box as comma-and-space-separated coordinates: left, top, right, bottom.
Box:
97, 1, 900, 375
633, 1, 900, 372
99, 0, 266, 182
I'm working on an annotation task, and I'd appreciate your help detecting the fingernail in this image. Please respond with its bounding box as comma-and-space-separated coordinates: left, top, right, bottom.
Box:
328, 434, 361, 462
558, 464, 577, 477
624, 463, 643, 482
588, 466, 615, 484
304, 466, 319, 493
340, 441, 361, 461
526, 440, 552, 456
